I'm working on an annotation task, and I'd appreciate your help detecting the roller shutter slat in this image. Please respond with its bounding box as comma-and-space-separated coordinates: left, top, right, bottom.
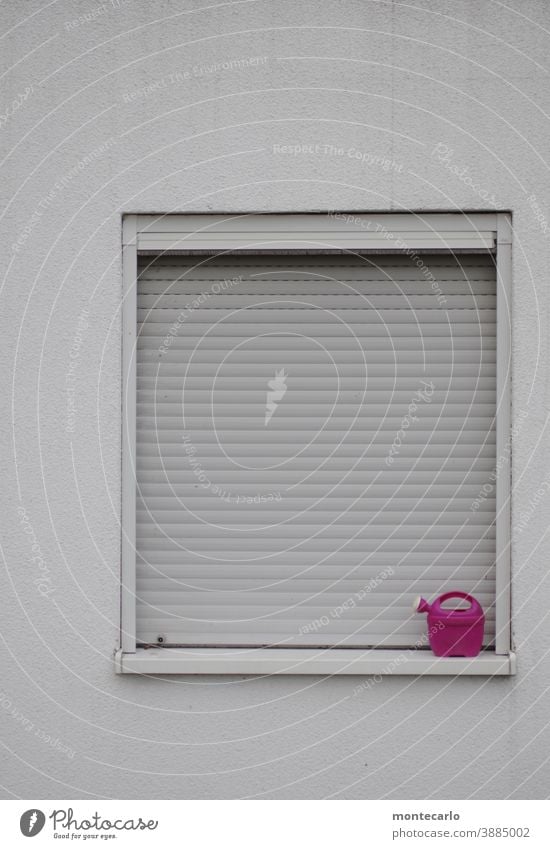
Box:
136, 478, 495, 492
137, 445, 496, 460
136, 533, 496, 548
138, 294, 497, 309
136, 575, 496, 588
137, 332, 497, 349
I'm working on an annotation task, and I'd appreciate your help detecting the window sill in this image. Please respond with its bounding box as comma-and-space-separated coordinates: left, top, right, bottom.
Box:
115, 648, 516, 676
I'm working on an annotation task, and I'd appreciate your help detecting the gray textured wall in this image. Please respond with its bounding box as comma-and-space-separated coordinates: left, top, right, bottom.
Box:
2, 0, 550, 799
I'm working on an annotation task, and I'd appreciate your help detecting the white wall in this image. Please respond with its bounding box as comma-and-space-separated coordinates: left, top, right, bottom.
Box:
2, 0, 550, 799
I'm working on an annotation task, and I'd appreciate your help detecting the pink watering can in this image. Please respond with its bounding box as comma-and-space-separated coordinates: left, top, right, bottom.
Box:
413, 591, 485, 657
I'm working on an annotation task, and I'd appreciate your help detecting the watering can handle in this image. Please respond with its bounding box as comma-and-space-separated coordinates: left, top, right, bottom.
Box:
435, 591, 482, 614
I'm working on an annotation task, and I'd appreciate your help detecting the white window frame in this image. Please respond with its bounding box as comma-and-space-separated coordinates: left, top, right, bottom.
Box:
116, 211, 515, 676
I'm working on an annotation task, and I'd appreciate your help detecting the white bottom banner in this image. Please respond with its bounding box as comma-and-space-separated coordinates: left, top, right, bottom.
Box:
1, 800, 548, 848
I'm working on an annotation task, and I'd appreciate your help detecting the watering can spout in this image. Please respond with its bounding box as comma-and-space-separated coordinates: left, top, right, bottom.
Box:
413, 595, 431, 614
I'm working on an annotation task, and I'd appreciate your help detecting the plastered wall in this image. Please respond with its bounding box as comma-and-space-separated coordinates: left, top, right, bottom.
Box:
2, 0, 550, 799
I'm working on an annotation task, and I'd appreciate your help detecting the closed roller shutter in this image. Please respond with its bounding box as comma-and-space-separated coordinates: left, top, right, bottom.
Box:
135, 253, 496, 648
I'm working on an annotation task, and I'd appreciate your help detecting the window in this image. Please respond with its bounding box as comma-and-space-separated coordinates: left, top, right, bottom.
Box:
118, 213, 514, 675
